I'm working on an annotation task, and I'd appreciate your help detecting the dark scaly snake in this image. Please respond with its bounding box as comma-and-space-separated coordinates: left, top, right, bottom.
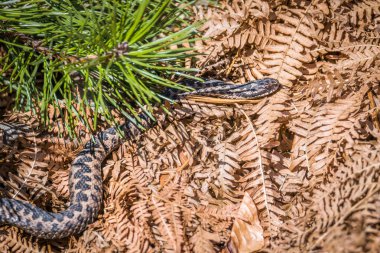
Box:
0, 78, 280, 239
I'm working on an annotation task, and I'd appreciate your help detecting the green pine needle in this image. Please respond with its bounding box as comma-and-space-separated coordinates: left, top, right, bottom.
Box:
0, 0, 200, 138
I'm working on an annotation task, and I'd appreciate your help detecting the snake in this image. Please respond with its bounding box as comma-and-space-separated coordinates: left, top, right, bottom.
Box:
0, 78, 280, 239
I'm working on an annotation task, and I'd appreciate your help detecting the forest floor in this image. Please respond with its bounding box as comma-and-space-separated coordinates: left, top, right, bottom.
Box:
0, 0, 379, 252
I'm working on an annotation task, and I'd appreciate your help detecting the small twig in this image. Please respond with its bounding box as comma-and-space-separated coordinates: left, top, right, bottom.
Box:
225, 48, 241, 76
2, 30, 128, 65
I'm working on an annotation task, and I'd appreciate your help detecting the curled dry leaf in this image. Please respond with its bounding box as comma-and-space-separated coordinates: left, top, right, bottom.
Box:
228, 192, 264, 253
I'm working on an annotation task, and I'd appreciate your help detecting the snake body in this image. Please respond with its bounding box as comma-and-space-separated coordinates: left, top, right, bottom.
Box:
0, 78, 280, 239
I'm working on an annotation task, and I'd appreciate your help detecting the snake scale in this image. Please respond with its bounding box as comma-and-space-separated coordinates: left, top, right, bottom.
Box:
0, 78, 280, 239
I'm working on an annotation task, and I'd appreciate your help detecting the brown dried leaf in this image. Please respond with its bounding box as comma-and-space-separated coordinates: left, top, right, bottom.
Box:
228, 192, 264, 253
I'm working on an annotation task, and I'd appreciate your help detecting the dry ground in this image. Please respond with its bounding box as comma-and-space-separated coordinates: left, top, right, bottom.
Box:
0, 0, 379, 252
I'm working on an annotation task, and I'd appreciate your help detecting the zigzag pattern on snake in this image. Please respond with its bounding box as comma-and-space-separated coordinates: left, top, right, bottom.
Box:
0, 78, 280, 239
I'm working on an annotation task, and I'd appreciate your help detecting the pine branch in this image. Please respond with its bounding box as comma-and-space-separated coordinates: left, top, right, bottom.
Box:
0, 0, 200, 137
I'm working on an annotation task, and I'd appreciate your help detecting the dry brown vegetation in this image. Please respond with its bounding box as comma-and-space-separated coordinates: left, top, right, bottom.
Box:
1, 0, 380, 252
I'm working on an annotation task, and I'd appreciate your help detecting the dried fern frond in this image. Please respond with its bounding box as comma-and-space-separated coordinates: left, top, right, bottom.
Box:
278, 141, 380, 252
1, 0, 380, 252
289, 85, 370, 177
0, 227, 51, 253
